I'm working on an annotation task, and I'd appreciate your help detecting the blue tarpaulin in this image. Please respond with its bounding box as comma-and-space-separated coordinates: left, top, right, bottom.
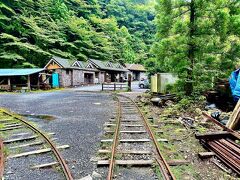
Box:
229, 69, 240, 102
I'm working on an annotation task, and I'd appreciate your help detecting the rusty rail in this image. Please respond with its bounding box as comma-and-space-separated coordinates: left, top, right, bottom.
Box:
107, 96, 121, 180
0, 139, 4, 179
202, 112, 240, 139
198, 113, 240, 175
197, 137, 240, 175
1, 109, 73, 180
117, 94, 176, 180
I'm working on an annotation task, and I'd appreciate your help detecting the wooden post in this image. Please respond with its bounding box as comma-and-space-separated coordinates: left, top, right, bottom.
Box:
226, 100, 240, 129
102, 83, 104, 91
8, 77, 11, 91
128, 74, 132, 91
27, 75, 31, 90
114, 83, 116, 91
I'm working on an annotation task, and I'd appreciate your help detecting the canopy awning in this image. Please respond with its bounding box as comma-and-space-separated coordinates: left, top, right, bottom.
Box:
0, 68, 45, 76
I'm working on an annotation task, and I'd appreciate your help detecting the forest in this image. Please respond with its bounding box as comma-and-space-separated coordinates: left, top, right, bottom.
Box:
0, 0, 240, 95
0, 0, 155, 67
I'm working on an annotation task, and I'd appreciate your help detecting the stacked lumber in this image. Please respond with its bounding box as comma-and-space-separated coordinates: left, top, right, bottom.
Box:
227, 100, 240, 130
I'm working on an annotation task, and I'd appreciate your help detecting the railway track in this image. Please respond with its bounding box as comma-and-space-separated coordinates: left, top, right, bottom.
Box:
97, 95, 175, 180
0, 109, 73, 180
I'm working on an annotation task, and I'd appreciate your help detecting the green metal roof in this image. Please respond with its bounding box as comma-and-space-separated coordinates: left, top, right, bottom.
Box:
89, 59, 128, 72
0, 68, 44, 76
52, 56, 74, 68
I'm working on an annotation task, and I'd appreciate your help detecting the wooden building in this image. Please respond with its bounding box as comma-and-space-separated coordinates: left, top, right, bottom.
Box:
88, 59, 128, 83
125, 64, 147, 81
45, 56, 98, 87
44, 56, 129, 87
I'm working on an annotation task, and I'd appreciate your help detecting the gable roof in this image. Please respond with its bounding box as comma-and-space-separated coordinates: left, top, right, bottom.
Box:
89, 59, 128, 72
0, 68, 44, 76
125, 64, 146, 72
45, 56, 75, 69
52, 56, 74, 68
72, 61, 86, 68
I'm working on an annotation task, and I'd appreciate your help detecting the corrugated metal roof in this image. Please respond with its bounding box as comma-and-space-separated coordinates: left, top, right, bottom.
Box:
89, 59, 128, 72
52, 56, 74, 68
75, 61, 86, 68
0, 68, 44, 76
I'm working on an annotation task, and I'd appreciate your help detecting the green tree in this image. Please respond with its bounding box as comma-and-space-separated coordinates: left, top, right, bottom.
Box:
151, 0, 240, 96
0, 0, 155, 68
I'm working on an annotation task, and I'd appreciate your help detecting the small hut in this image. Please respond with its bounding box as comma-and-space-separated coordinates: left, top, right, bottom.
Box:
0, 68, 44, 91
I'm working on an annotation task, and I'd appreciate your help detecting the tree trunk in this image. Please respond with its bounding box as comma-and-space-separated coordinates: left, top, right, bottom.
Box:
185, 0, 195, 95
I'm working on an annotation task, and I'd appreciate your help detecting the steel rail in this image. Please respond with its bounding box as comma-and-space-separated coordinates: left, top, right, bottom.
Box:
1, 109, 73, 180
0, 139, 4, 179
202, 112, 240, 139
107, 96, 121, 180
207, 140, 240, 175
117, 94, 176, 180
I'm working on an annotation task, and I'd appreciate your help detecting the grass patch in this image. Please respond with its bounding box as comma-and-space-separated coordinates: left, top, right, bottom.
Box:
171, 164, 200, 179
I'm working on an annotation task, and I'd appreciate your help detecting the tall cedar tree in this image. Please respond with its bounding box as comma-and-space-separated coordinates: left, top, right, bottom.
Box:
152, 0, 240, 96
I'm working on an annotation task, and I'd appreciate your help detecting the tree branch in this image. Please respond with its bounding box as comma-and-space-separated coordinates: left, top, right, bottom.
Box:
173, 9, 190, 19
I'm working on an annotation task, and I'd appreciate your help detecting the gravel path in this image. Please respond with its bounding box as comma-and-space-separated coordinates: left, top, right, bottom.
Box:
0, 90, 115, 179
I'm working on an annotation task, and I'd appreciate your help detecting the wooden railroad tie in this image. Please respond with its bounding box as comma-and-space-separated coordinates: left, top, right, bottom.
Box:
104, 123, 158, 128
9, 141, 44, 149
8, 145, 69, 159
195, 131, 234, 140
108, 119, 140, 122
104, 123, 144, 127
101, 138, 168, 143
0, 119, 16, 123
5, 132, 56, 145
31, 162, 60, 169
97, 159, 190, 166
0, 126, 24, 131
98, 149, 152, 154
2, 123, 22, 127
105, 130, 147, 134
3, 135, 38, 144
198, 152, 216, 159
97, 160, 154, 166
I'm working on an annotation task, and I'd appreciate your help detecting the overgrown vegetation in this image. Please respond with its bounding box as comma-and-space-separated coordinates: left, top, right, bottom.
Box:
148, 0, 240, 96
0, 0, 155, 68
137, 97, 229, 179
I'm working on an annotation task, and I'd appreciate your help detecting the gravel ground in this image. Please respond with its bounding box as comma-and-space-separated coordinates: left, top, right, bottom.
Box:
0, 90, 115, 179
116, 167, 157, 180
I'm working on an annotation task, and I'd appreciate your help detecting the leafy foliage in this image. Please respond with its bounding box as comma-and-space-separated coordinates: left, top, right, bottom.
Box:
0, 0, 155, 68
149, 0, 240, 96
